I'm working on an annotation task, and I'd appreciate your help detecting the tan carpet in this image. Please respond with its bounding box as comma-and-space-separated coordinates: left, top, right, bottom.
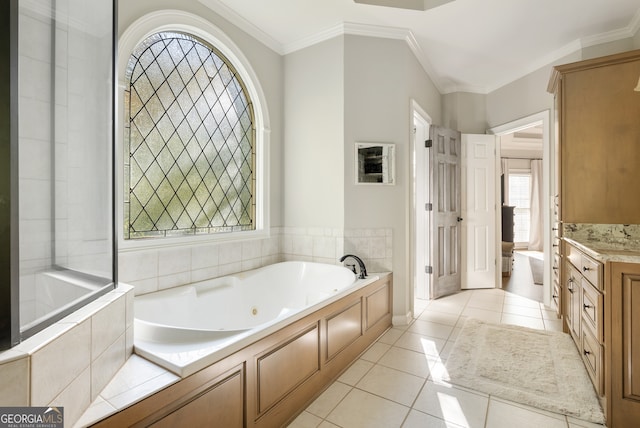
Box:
445, 319, 605, 424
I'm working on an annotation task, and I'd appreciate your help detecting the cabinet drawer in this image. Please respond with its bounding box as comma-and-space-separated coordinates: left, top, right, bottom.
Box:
581, 279, 603, 342
580, 253, 602, 290
552, 280, 561, 314
581, 329, 604, 396
566, 243, 582, 271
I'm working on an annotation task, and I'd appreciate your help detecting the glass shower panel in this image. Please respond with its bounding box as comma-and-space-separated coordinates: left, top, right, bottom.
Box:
18, 0, 114, 336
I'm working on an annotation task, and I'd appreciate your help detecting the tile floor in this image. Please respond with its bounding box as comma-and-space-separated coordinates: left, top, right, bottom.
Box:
287, 288, 606, 428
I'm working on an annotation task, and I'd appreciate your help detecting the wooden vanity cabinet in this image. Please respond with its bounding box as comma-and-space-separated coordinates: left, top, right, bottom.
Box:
607, 262, 640, 427
548, 49, 640, 224
563, 241, 604, 396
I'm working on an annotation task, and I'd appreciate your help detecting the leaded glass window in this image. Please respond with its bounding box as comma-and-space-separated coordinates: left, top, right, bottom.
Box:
123, 32, 255, 239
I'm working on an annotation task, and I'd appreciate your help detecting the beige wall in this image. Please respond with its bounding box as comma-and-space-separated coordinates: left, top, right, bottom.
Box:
343, 35, 441, 318
442, 92, 487, 133
283, 37, 345, 228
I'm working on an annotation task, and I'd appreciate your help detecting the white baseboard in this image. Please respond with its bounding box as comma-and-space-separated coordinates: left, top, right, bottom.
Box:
392, 312, 412, 326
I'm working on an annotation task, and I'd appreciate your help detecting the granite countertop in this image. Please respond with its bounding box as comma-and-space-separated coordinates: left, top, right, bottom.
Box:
563, 237, 640, 263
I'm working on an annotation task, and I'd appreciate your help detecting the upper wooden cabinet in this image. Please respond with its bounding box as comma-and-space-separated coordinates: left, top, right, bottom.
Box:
548, 49, 640, 224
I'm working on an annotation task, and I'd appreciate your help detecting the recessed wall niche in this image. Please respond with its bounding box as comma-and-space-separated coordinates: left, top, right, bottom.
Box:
355, 142, 395, 185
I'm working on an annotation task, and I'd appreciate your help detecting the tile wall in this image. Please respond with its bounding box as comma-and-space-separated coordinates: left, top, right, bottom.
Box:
120, 227, 393, 296
0, 284, 133, 427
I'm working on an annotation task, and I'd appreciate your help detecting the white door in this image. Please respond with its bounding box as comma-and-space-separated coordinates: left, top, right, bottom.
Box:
414, 112, 430, 300
461, 134, 497, 289
429, 126, 462, 299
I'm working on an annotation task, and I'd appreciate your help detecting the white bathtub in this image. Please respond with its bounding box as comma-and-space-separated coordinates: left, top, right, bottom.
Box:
134, 261, 379, 376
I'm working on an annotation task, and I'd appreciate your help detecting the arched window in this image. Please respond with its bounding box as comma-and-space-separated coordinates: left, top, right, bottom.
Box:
123, 31, 255, 239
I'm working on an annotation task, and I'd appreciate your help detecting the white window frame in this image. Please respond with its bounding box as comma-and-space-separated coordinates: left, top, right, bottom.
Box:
507, 169, 531, 248
117, 10, 270, 251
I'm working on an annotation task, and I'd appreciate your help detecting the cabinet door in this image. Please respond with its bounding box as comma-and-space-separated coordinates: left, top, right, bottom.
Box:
565, 262, 581, 340
150, 370, 244, 428
608, 262, 640, 427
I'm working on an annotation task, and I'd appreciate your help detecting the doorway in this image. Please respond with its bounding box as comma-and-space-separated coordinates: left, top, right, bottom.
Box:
412, 102, 431, 301
489, 111, 552, 306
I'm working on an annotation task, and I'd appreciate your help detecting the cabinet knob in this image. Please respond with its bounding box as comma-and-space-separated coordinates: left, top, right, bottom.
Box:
583, 349, 591, 356
582, 266, 591, 272
583, 303, 593, 310
552, 294, 558, 299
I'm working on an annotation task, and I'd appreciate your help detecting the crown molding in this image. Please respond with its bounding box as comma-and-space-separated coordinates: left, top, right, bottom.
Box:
197, 0, 284, 54
581, 8, 640, 48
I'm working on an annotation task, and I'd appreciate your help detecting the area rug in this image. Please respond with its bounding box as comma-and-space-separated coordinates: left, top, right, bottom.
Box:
444, 319, 605, 424
529, 256, 543, 284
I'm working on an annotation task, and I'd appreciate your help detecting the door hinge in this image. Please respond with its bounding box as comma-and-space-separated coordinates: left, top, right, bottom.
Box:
425, 139, 432, 148
425, 265, 433, 274
425, 203, 433, 211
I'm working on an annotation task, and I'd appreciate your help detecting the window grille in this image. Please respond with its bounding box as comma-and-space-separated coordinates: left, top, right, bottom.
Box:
508, 173, 531, 244
123, 32, 255, 239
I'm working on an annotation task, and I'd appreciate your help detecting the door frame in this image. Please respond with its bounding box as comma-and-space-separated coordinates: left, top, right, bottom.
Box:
488, 110, 552, 307
410, 100, 432, 310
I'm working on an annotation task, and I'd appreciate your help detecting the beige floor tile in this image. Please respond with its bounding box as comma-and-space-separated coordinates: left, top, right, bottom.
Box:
361, 342, 391, 363
413, 380, 489, 428
544, 318, 564, 332
438, 339, 457, 361
417, 309, 461, 326
466, 299, 503, 312
426, 300, 466, 316
461, 307, 502, 324
414, 298, 431, 313
500, 313, 546, 330
542, 307, 560, 320
466, 295, 504, 312
477, 290, 507, 298
378, 346, 432, 378
317, 421, 340, 428
402, 409, 465, 428
406, 319, 454, 340
338, 359, 374, 386
306, 381, 352, 418
356, 364, 425, 406
394, 331, 446, 357
502, 303, 543, 318
504, 295, 542, 309
425, 355, 450, 384
378, 327, 405, 345
326, 388, 409, 428
287, 411, 323, 428
485, 398, 567, 428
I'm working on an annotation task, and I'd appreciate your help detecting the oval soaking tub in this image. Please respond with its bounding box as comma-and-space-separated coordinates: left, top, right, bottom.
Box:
134, 261, 380, 376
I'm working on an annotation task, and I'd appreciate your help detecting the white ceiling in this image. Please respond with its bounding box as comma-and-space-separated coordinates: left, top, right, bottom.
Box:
199, 0, 640, 94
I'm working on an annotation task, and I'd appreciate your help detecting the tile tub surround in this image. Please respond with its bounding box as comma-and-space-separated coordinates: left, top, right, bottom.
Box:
120, 227, 393, 296
0, 284, 134, 427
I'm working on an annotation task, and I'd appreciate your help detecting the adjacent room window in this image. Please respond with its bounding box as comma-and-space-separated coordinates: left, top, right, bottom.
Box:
123, 32, 255, 239
508, 172, 531, 245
